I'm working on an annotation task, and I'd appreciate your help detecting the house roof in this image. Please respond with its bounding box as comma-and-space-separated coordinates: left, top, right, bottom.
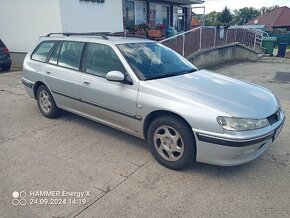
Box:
150, 0, 204, 5
246, 6, 290, 28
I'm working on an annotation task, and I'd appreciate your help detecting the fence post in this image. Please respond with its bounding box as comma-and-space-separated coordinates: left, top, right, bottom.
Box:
214, 27, 216, 47
182, 34, 185, 56
199, 27, 202, 51
225, 29, 228, 44
235, 27, 238, 43
254, 33, 257, 50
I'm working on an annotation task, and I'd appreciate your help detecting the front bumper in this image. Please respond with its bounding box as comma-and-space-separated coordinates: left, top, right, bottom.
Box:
21, 78, 35, 98
194, 112, 285, 166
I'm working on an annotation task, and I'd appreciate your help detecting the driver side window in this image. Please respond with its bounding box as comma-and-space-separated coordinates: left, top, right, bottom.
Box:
85, 43, 126, 78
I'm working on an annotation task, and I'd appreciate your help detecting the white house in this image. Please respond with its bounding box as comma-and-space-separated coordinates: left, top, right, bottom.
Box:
0, 0, 123, 53
0, 0, 203, 66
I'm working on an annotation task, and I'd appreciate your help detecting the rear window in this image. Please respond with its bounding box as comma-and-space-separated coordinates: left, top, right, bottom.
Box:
0, 39, 5, 48
31, 41, 56, 62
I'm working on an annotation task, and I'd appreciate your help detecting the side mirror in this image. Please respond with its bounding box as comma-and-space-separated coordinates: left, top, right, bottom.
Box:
106, 71, 125, 82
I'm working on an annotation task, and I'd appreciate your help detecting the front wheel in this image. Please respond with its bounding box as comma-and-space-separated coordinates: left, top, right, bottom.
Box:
36, 85, 60, 118
147, 115, 196, 170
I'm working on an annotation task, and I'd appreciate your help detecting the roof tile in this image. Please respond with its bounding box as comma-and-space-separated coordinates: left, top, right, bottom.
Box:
246, 6, 290, 28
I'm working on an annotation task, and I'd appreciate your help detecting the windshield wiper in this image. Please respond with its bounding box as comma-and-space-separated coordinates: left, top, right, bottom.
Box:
146, 68, 197, 80
146, 73, 181, 80
182, 68, 197, 74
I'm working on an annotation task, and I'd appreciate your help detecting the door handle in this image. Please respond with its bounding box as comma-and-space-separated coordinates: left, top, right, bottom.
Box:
83, 80, 91, 86
46, 71, 51, 75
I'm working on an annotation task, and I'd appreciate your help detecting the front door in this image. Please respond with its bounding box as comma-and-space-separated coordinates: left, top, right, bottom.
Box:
80, 42, 139, 133
177, 14, 185, 32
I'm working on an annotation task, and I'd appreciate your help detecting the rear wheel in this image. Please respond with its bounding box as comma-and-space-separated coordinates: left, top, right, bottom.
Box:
36, 85, 60, 118
147, 115, 196, 170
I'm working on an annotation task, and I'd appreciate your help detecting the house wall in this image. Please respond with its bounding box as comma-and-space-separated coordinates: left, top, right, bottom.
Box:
0, 0, 124, 53
0, 0, 62, 52
59, 0, 124, 33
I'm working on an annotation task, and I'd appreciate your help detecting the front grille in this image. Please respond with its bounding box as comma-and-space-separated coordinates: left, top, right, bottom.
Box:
267, 109, 280, 125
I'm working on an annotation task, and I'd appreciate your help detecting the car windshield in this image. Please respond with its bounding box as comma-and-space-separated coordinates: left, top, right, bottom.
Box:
117, 43, 197, 80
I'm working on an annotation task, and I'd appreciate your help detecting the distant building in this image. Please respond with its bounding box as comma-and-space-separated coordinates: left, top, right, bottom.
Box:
246, 6, 290, 31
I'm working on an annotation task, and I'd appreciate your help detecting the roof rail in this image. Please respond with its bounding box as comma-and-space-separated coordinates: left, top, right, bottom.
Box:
46, 32, 109, 40
106, 32, 147, 39
45, 32, 147, 39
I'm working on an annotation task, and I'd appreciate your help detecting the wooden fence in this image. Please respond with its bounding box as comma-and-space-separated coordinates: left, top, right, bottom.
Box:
161, 26, 266, 57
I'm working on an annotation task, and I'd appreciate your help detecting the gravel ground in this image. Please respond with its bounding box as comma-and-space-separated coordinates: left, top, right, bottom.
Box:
0, 57, 290, 218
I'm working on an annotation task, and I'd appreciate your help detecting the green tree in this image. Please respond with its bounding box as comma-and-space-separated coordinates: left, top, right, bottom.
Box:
204, 11, 221, 26
233, 7, 260, 25
204, 5, 280, 27
217, 6, 233, 25
260, 5, 279, 14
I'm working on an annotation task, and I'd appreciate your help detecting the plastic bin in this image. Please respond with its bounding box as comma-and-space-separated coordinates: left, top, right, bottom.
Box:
277, 42, 288, 57
262, 37, 277, 56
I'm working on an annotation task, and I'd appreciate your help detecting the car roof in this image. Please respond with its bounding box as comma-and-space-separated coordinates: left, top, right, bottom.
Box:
41, 35, 155, 45
107, 36, 154, 44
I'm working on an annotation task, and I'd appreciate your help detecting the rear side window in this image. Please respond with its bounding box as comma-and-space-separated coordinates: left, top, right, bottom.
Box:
85, 43, 125, 78
31, 41, 56, 62
58, 41, 85, 70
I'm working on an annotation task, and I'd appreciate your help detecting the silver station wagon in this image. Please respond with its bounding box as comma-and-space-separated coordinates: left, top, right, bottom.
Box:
22, 33, 285, 170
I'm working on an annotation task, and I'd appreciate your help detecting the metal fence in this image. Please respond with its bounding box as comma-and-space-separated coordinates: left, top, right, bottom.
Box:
160, 26, 267, 57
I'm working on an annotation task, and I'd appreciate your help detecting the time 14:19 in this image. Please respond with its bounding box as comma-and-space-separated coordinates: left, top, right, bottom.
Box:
68, 198, 86, 205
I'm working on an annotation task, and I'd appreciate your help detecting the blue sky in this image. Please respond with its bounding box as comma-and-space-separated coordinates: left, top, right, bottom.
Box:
194, 0, 290, 13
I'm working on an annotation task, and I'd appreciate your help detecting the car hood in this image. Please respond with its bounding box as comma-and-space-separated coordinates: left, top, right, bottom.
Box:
145, 69, 279, 118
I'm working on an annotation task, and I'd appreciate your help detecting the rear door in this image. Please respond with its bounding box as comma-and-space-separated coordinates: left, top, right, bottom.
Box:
29, 40, 57, 81
80, 42, 139, 132
43, 41, 85, 113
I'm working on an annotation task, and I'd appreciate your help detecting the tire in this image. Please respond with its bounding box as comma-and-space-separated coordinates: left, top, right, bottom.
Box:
2, 65, 11, 71
147, 115, 196, 170
36, 85, 60, 118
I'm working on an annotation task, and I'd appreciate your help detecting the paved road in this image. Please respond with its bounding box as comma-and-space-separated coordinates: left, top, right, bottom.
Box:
0, 57, 290, 218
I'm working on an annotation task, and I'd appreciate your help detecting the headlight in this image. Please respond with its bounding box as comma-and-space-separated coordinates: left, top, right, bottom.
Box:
217, 116, 269, 131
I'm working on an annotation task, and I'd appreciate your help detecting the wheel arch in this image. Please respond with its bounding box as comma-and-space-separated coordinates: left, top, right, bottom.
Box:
33, 81, 47, 99
143, 110, 193, 141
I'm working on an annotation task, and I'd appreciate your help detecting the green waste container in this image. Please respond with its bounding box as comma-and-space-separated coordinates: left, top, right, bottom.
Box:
262, 37, 277, 56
